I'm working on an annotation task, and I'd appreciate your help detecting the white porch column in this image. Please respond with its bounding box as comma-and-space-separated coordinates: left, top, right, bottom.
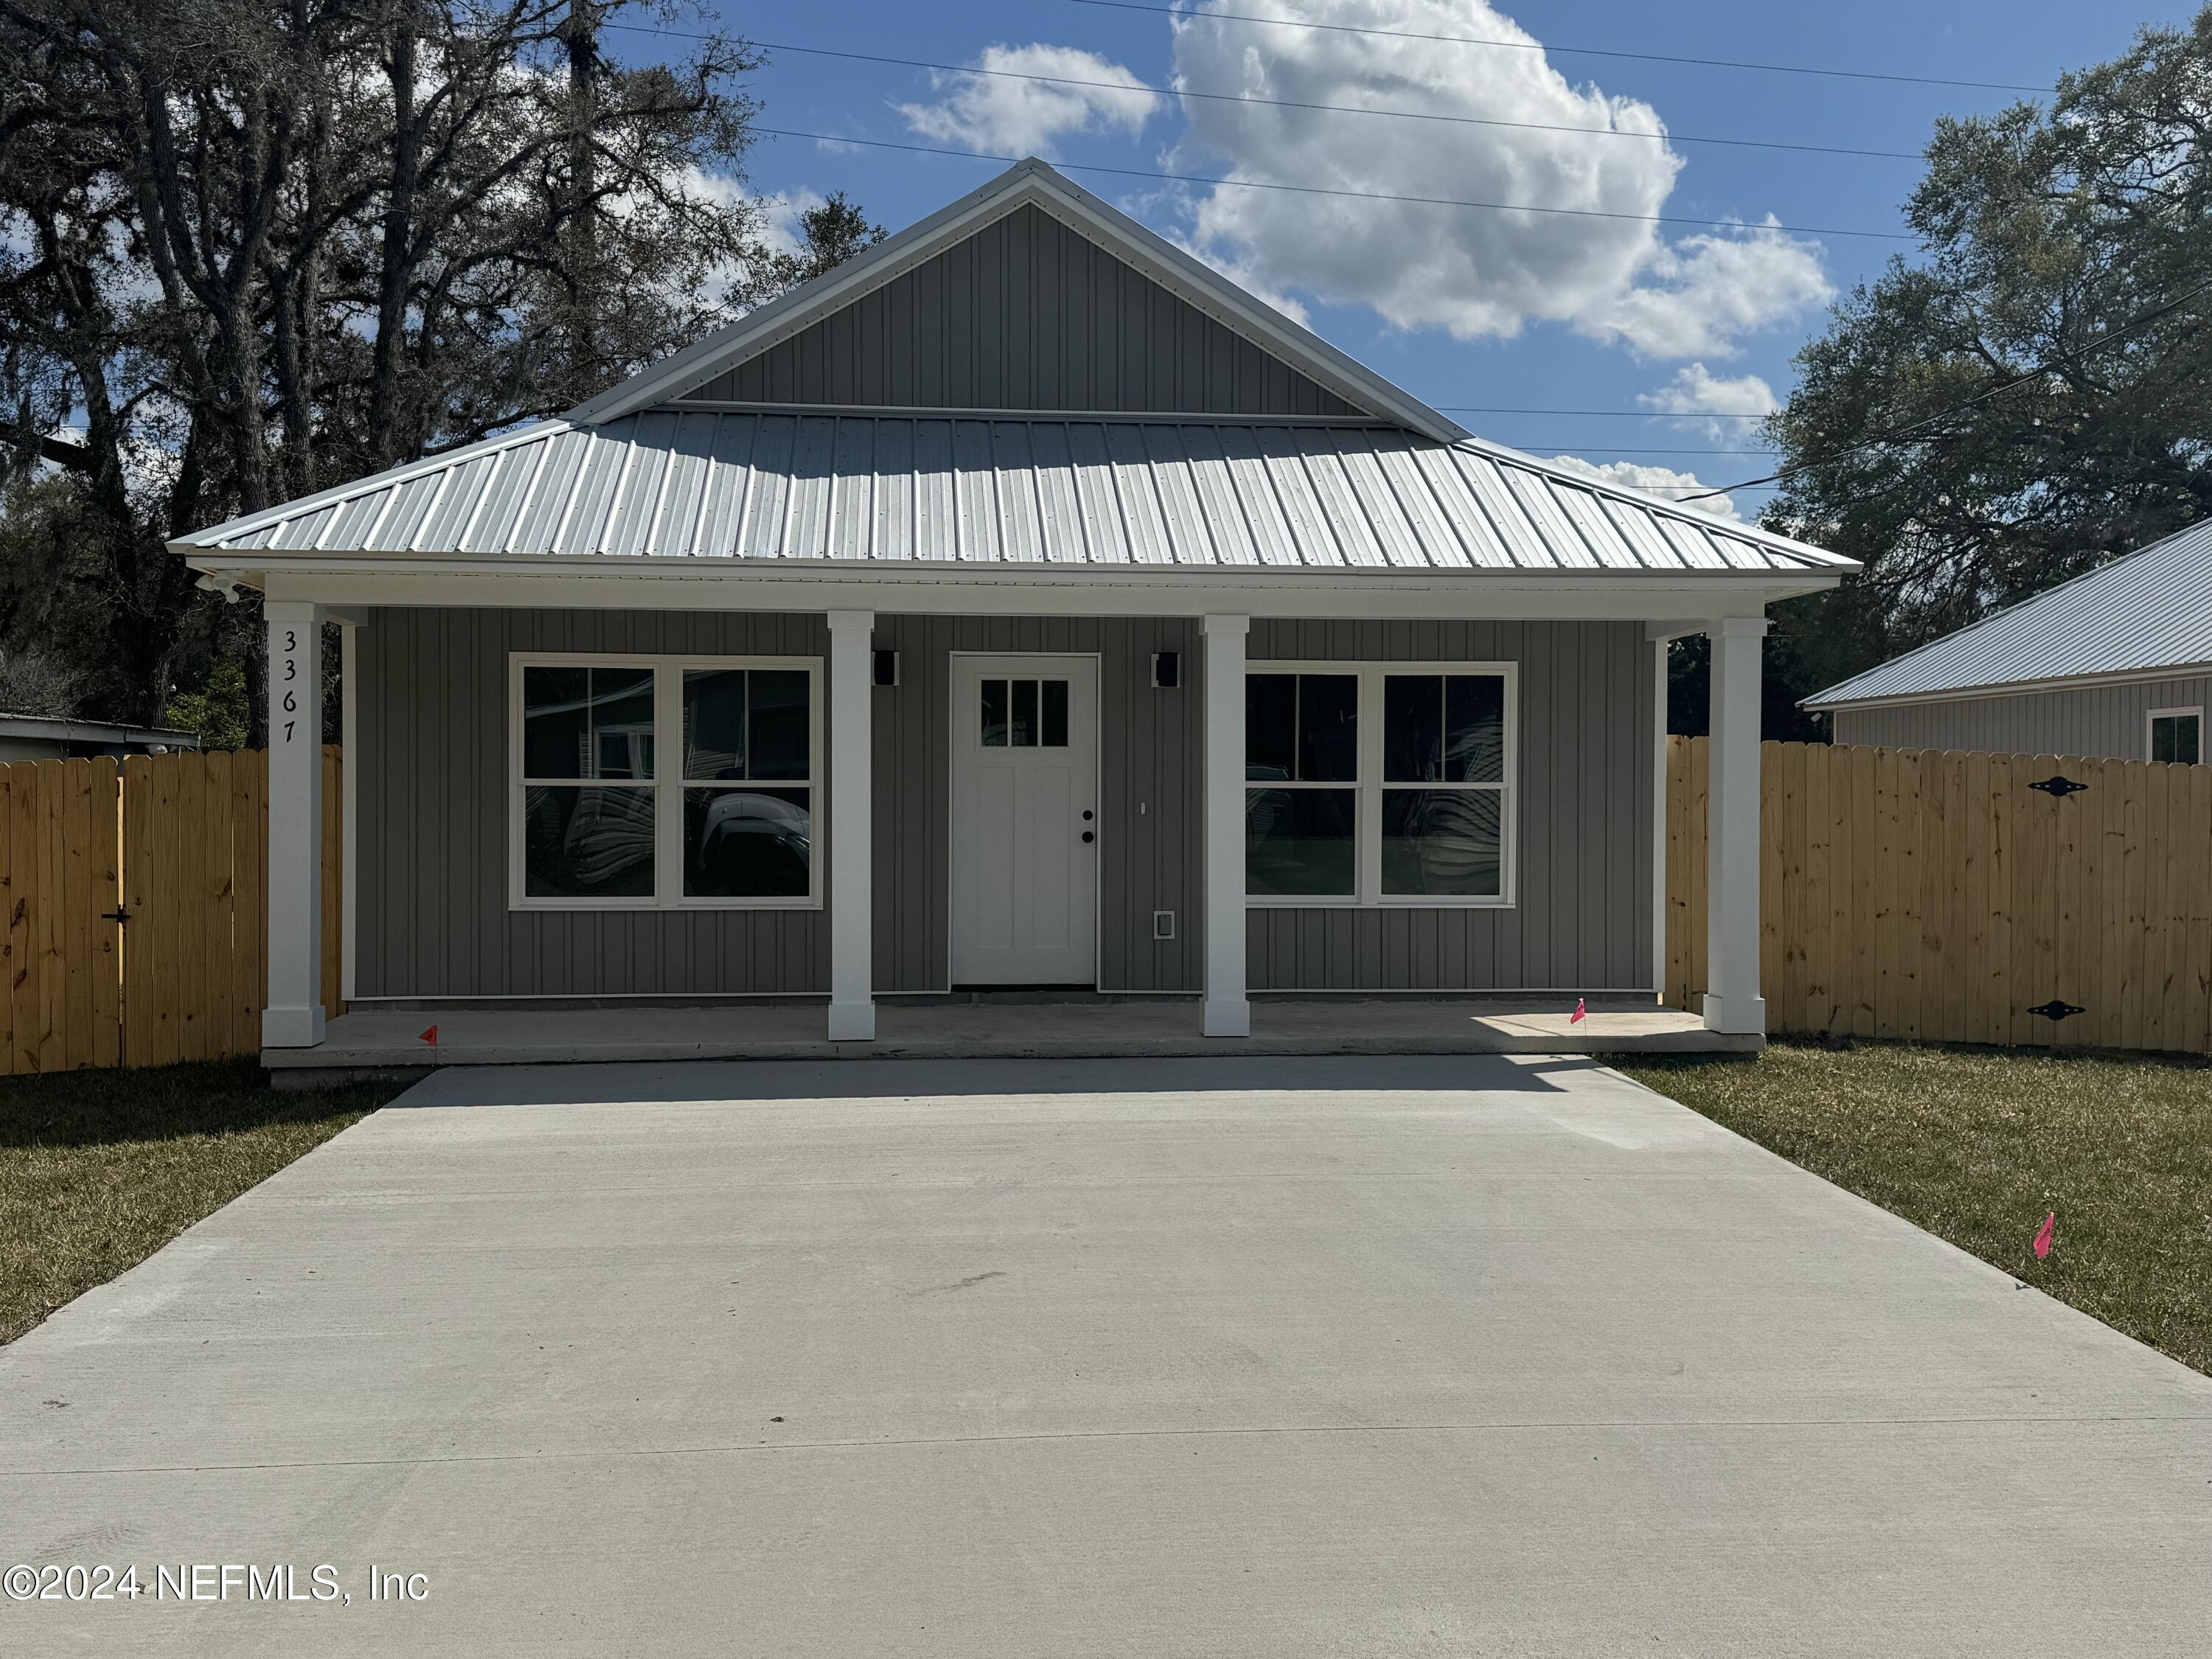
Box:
1703, 616, 1768, 1036
826, 610, 876, 1041
1201, 613, 1250, 1038
263, 600, 324, 1048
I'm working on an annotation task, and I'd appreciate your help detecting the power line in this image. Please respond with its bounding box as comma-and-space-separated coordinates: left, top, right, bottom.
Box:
1439, 406, 1774, 419
1508, 446, 1776, 456
754, 128, 1916, 240
681, 33, 1924, 162
1059, 0, 2053, 94
1680, 277, 2212, 500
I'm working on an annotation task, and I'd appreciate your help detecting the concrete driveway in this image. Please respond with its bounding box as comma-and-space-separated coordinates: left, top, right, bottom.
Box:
4, 1056, 2209, 1656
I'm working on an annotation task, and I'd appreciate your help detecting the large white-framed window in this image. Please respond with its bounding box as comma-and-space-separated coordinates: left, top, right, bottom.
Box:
1245, 661, 1517, 908
509, 653, 822, 911
2148, 705, 2202, 766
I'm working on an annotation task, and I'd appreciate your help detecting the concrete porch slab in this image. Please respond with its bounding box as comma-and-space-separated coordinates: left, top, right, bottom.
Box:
266, 999, 1751, 1072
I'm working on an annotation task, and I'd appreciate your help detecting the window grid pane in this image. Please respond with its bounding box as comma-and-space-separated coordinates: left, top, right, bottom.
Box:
1041, 679, 1069, 748
981, 678, 1009, 746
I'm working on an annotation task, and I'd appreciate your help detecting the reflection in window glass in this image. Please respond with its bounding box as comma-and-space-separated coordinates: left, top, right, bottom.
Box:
981, 679, 1009, 746
1382, 790, 1502, 897
684, 787, 811, 897
2152, 712, 2202, 765
524, 665, 653, 780
683, 669, 746, 780
748, 670, 810, 779
1245, 788, 1357, 895
1246, 674, 1296, 781
1385, 674, 1505, 782
1010, 678, 1038, 747
523, 785, 655, 897
1246, 674, 1357, 781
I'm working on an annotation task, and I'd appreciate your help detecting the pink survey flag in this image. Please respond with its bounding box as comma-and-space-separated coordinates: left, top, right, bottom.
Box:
2032, 1211, 2055, 1259
419, 1024, 439, 1048
1570, 997, 1587, 1024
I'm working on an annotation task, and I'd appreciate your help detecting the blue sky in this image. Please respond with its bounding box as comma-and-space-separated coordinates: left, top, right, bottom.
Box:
612, 1, 2183, 520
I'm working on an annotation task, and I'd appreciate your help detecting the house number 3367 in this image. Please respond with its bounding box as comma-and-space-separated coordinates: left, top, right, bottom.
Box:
279, 628, 301, 742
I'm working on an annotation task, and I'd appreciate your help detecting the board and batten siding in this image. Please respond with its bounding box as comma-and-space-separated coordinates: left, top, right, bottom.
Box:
676, 204, 1362, 418
355, 610, 1652, 998
1831, 673, 2212, 760
1243, 619, 1657, 993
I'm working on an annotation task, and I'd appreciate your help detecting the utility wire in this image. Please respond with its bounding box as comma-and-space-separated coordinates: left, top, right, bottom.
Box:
1059, 0, 2053, 94
754, 128, 1915, 240
1680, 277, 2212, 500
667, 33, 1924, 162
1439, 406, 1774, 419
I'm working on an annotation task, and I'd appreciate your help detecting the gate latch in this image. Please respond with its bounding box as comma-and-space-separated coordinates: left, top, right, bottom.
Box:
2029, 775, 2088, 798
2027, 999, 2084, 1022
102, 907, 130, 925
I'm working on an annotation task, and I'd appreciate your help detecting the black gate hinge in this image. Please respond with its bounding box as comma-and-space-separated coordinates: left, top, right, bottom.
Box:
2027, 998, 2084, 1022
2029, 775, 2088, 798
102, 907, 129, 925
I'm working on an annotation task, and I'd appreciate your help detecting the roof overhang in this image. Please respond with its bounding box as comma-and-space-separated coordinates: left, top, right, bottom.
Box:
562, 159, 1472, 445
1804, 655, 2212, 712
185, 550, 1845, 623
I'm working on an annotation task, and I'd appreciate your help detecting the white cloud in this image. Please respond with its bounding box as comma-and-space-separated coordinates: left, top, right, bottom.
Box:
899, 45, 1161, 157
1165, 0, 1832, 356
1638, 362, 1778, 442
1543, 453, 1744, 521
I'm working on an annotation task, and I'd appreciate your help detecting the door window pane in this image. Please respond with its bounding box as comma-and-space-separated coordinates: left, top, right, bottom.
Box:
1246, 788, 1356, 895
1041, 679, 1069, 747
2152, 713, 2201, 765
981, 678, 1009, 746
523, 785, 655, 897
1010, 678, 1038, 746
524, 665, 653, 779
1246, 674, 1297, 780
747, 669, 811, 779
1382, 790, 1502, 897
682, 669, 746, 780
684, 787, 810, 897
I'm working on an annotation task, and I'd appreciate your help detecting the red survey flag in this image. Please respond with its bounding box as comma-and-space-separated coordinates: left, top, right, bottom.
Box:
2032, 1211, 2055, 1259
419, 1025, 439, 1048
1570, 997, 1587, 1024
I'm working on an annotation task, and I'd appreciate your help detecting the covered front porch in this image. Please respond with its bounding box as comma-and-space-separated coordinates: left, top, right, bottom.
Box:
263, 995, 1746, 1079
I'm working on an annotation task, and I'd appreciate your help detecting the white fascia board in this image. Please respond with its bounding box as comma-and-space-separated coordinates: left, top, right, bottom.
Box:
1803, 656, 2212, 712
223, 552, 1836, 621
563, 159, 1469, 445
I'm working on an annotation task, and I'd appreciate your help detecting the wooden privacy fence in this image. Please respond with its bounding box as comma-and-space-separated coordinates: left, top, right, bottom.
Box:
1667, 737, 2212, 1053
0, 748, 341, 1073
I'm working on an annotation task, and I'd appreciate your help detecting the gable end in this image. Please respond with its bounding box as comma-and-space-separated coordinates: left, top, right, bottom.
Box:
677, 204, 1363, 418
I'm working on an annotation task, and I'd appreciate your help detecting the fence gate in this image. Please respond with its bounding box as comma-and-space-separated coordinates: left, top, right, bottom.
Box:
1666, 738, 2212, 1054
0, 748, 341, 1074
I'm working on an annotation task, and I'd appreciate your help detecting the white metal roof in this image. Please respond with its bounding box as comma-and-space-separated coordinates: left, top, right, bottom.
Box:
174, 411, 1854, 576
1805, 517, 2212, 709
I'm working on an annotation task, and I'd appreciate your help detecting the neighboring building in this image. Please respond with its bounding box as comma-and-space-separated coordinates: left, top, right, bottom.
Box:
0, 713, 199, 764
1805, 518, 2212, 762
170, 159, 1854, 1055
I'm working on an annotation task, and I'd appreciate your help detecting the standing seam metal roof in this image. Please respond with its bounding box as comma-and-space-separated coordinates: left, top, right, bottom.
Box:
178, 413, 1853, 575
1805, 517, 2212, 706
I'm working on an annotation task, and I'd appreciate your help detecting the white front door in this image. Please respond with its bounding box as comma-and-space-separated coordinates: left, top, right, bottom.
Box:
950, 654, 1099, 986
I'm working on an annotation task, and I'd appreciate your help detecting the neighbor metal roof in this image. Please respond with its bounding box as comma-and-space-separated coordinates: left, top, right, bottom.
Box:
177, 412, 1853, 576
1806, 517, 2212, 709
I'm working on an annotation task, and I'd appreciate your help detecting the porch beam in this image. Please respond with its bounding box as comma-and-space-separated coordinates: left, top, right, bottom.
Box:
827, 610, 876, 1041
1201, 613, 1250, 1038
264, 599, 325, 1048
1703, 616, 1767, 1036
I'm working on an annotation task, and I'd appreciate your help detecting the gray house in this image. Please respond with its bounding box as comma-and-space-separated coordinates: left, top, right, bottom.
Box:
1806, 518, 2212, 762
172, 159, 1854, 1063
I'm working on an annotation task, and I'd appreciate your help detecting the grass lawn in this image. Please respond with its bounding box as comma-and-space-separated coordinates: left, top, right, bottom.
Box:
1620, 1040, 2212, 1376
0, 1060, 407, 1346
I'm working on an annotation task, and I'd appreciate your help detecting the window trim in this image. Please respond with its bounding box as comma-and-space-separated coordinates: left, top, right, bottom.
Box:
1245, 660, 1518, 909
2148, 704, 2204, 766
508, 652, 824, 912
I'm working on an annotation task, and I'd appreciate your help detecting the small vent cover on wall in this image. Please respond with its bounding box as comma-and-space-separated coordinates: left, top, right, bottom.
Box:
1151, 652, 1180, 689
1152, 910, 1176, 941
872, 649, 900, 687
